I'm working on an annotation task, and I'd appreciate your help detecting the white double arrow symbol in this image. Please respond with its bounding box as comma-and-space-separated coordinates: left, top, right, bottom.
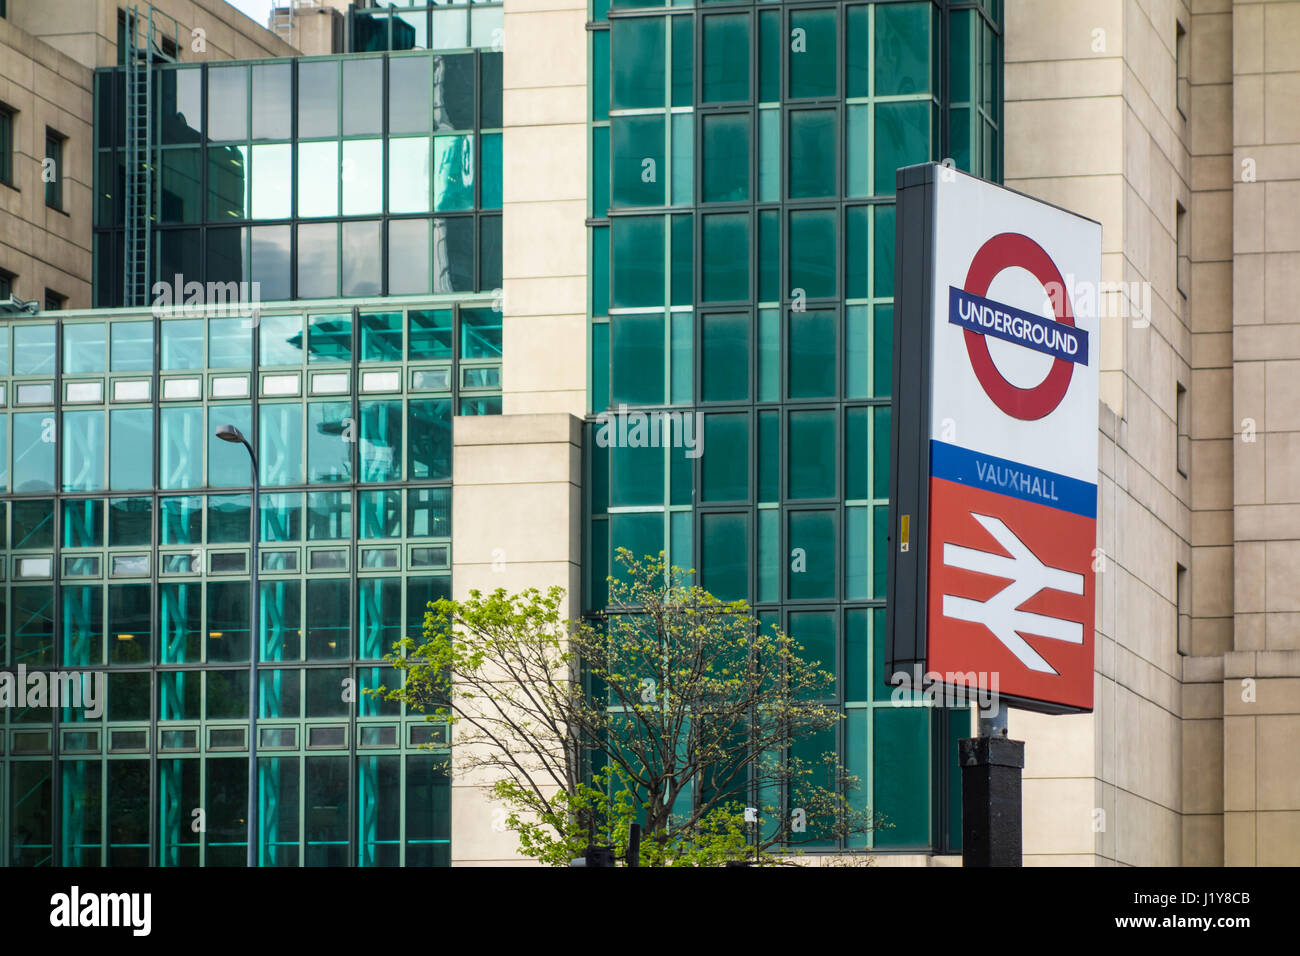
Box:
942, 512, 1084, 675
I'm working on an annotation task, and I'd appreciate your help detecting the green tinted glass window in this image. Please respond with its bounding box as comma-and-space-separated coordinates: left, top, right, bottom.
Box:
846, 205, 868, 299
409, 399, 451, 480
592, 124, 610, 218
789, 9, 836, 99
759, 9, 780, 102
108, 497, 151, 546
160, 319, 203, 370
608, 512, 664, 583
612, 216, 665, 309
873, 405, 891, 499
207, 405, 253, 487
846, 104, 869, 196
701, 512, 748, 601
110, 322, 153, 372
612, 18, 665, 109
671, 15, 693, 107
758, 109, 779, 202
846, 407, 869, 499
701, 312, 749, 403
788, 309, 836, 399
788, 408, 835, 498
701, 413, 748, 502
260, 403, 304, 486
788, 609, 835, 679
701, 113, 749, 203
14, 413, 57, 492
874, 203, 895, 297
758, 408, 779, 502
876, 1, 932, 96
874, 304, 893, 398
789, 109, 835, 198
62, 499, 103, 548
787, 513, 835, 600
308, 401, 352, 483
846, 305, 868, 398
408, 310, 452, 360
612, 114, 666, 208
63, 411, 105, 492
593, 28, 610, 120
873, 708, 930, 846
360, 400, 403, 483
758, 209, 779, 302
460, 309, 502, 359
789, 209, 836, 299
389, 137, 431, 214
64, 323, 106, 374
160, 407, 203, 490
670, 212, 693, 305
702, 213, 748, 302
610, 440, 663, 507
702, 14, 749, 103
611, 312, 665, 406
846, 4, 870, 97
845, 505, 869, 600
361, 312, 403, 362
110, 409, 153, 490
875, 101, 930, 197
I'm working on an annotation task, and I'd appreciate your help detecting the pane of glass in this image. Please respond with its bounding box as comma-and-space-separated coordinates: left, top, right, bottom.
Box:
875, 101, 930, 197
407, 486, 450, 537
846, 505, 869, 599
612, 114, 665, 208
876, 1, 932, 96
389, 55, 432, 133
701, 312, 748, 402
701, 113, 749, 202
207, 65, 248, 141
612, 216, 665, 309
14, 323, 56, 374
593, 124, 610, 217
671, 15, 693, 106
702, 14, 749, 103
110, 409, 153, 490
758, 408, 778, 501
758, 508, 778, 601
259, 403, 304, 487
64, 323, 105, 373
789, 309, 836, 399
207, 406, 253, 487
593, 28, 610, 120
460, 308, 501, 359
343, 57, 383, 136
343, 139, 383, 215
161, 319, 203, 370
758, 108, 779, 202
14, 414, 56, 492
298, 141, 339, 218
669, 114, 691, 207
307, 490, 351, 540
702, 213, 748, 302
611, 17, 665, 110
701, 512, 747, 601
160, 67, 203, 143
788, 408, 835, 498
846, 406, 869, 499
846, 305, 869, 398
62, 498, 104, 548
670, 310, 692, 403
481, 131, 501, 209
359, 489, 401, 538
874, 405, 891, 499
701, 413, 748, 501
874, 304, 893, 398
297, 60, 339, 138
432, 135, 474, 211
63, 410, 106, 492
208, 144, 249, 220
873, 504, 888, 598
846, 104, 869, 196
789, 9, 836, 99
360, 400, 403, 482
160, 495, 202, 545
108, 497, 152, 546
250, 225, 291, 301
874, 203, 895, 298
873, 708, 930, 846
342, 220, 382, 297
789, 109, 835, 198
110, 322, 153, 372
389, 218, 432, 295
159, 147, 202, 222
788, 512, 835, 599
759, 9, 780, 102
480, 52, 503, 128
390, 136, 431, 213
846, 205, 868, 299
260, 314, 303, 367
670, 212, 692, 305
297, 222, 339, 299
408, 399, 452, 480
847, 4, 869, 97
479, 215, 502, 292
759, 208, 779, 302
260, 492, 303, 544
610, 440, 663, 507
789, 209, 836, 299
409, 309, 453, 360
611, 312, 664, 406
432, 216, 475, 293
210, 316, 253, 368
252, 63, 291, 140
308, 401, 352, 483
361, 312, 403, 362
758, 310, 779, 402
13, 498, 55, 548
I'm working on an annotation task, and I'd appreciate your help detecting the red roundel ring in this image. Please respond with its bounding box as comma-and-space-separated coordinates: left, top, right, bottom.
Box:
962, 232, 1075, 421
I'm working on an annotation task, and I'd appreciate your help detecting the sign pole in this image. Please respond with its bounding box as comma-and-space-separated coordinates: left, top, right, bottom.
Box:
960, 708, 1023, 867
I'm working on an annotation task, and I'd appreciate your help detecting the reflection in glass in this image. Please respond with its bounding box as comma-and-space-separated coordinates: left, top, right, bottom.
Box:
64, 323, 106, 374
342, 139, 383, 215
208, 145, 249, 220
15, 324, 56, 374
297, 141, 339, 218
432, 216, 475, 292
260, 403, 304, 486
307, 313, 352, 363
209, 316, 253, 368
160, 147, 202, 222
298, 59, 340, 138
260, 314, 304, 367
110, 409, 154, 490
207, 65, 248, 141
63, 410, 105, 492
432, 134, 473, 211
251, 143, 292, 219
250, 226, 291, 301
360, 401, 403, 482
297, 223, 338, 299
110, 322, 153, 372
389, 137, 430, 213
343, 57, 383, 136
308, 401, 352, 483
161, 319, 203, 370
388, 218, 431, 295
159, 67, 203, 144
390, 56, 431, 132
252, 63, 292, 140
433, 53, 476, 131
342, 221, 382, 297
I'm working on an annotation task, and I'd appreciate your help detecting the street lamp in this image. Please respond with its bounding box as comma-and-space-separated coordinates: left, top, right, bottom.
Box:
216, 424, 259, 867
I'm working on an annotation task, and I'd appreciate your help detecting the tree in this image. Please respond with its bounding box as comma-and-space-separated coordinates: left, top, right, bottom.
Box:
382, 550, 879, 866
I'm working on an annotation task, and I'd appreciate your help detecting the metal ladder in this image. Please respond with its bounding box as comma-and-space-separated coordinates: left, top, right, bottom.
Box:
122, 4, 177, 308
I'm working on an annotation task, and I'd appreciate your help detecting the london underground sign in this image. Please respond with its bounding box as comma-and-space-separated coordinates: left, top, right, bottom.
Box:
886, 164, 1102, 715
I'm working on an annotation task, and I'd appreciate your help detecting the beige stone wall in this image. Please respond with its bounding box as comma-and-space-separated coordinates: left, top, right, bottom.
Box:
1005, 0, 1194, 865
0, 18, 93, 308
10, 0, 299, 70
449, 412, 583, 865
500, 0, 589, 416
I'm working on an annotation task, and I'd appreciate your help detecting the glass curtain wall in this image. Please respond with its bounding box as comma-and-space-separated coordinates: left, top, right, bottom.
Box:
0, 299, 499, 866
587, 0, 1003, 854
